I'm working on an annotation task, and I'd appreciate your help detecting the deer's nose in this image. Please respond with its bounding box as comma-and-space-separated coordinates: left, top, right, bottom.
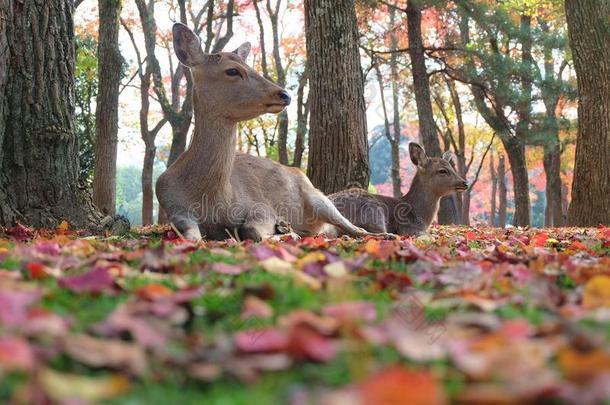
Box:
278, 90, 292, 105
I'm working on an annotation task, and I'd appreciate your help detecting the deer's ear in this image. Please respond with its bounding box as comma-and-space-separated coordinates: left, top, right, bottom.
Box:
173, 23, 205, 67
442, 151, 458, 167
409, 143, 428, 167
233, 42, 251, 61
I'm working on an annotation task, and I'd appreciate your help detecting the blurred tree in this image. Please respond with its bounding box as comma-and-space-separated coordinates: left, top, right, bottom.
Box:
74, 34, 99, 185
121, 18, 167, 225
93, 0, 123, 217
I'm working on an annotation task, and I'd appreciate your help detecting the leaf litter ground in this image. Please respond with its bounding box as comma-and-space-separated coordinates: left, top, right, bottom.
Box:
1, 223, 609, 404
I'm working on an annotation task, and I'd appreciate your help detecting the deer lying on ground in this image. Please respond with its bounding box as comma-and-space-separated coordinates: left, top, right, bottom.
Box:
326, 143, 468, 236
156, 23, 381, 241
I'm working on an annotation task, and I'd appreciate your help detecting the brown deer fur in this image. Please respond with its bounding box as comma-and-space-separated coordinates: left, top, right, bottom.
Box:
156, 23, 378, 241
327, 143, 468, 236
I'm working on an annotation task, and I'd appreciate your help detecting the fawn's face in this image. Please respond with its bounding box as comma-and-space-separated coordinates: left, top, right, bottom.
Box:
409, 143, 469, 197
173, 23, 291, 122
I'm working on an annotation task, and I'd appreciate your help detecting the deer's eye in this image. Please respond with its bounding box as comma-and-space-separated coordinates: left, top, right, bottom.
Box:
438, 169, 449, 175
225, 68, 241, 77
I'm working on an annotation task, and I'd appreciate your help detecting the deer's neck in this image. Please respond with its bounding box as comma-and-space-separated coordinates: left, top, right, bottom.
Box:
177, 112, 237, 201
401, 175, 440, 228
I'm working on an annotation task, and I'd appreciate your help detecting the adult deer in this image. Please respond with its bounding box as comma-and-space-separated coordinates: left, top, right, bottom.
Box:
327, 143, 468, 236
156, 23, 379, 241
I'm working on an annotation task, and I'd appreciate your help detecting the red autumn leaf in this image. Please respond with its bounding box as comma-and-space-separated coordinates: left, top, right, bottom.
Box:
7, 222, 35, 242
0, 336, 35, 372
235, 328, 288, 353
26, 262, 50, 279
530, 232, 549, 247
358, 365, 446, 405
364, 239, 397, 260
300, 236, 328, 249
286, 324, 336, 363
0, 288, 42, 326
377, 271, 412, 291
58, 267, 114, 293
465, 231, 477, 241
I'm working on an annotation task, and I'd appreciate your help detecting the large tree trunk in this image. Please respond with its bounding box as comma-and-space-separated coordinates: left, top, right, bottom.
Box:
565, 0, 610, 226
0, 0, 101, 228
406, 0, 458, 224
92, 0, 122, 216
304, 0, 369, 193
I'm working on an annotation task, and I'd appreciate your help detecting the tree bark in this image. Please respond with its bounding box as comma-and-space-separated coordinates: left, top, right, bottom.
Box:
565, 0, 610, 226
92, 0, 122, 217
121, 19, 166, 226
490, 152, 497, 226
406, 0, 458, 224
498, 154, 507, 228
266, 0, 289, 165
544, 142, 563, 227
292, 67, 309, 168
457, 10, 531, 227
389, 7, 402, 198
0, 0, 102, 228
304, 0, 369, 193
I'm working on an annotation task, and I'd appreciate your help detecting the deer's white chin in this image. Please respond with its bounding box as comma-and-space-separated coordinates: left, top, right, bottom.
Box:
265, 104, 286, 114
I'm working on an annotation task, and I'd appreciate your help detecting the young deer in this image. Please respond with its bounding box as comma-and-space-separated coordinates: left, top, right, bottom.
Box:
327, 143, 468, 236
156, 23, 379, 241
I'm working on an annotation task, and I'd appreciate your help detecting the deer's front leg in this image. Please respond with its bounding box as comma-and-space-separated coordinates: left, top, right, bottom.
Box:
308, 192, 395, 238
237, 205, 279, 242
171, 214, 202, 241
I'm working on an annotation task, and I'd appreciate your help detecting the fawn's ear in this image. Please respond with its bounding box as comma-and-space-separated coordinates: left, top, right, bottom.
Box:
442, 151, 458, 167
233, 42, 252, 61
173, 23, 205, 67
409, 143, 428, 167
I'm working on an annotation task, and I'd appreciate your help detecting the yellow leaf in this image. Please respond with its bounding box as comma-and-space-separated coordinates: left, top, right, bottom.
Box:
582, 275, 610, 309
260, 257, 320, 290
40, 368, 129, 403
57, 220, 70, 232
260, 257, 293, 275
558, 346, 610, 382
324, 262, 348, 278
296, 252, 325, 268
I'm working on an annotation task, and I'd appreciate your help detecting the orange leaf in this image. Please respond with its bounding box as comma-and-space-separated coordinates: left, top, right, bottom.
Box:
582, 275, 610, 309
465, 231, 477, 241
135, 284, 173, 301
359, 365, 446, 405
57, 220, 70, 234
530, 232, 549, 247
558, 346, 610, 382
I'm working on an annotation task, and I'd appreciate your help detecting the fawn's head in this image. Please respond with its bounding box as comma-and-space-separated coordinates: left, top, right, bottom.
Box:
173, 23, 291, 122
409, 143, 468, 197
